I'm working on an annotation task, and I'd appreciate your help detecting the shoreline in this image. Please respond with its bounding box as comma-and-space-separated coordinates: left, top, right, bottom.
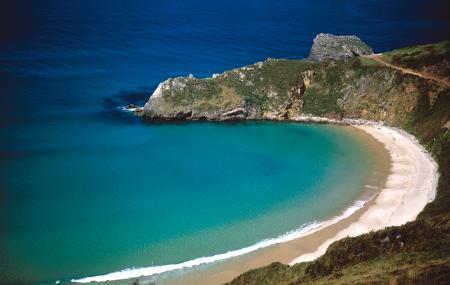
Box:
289, 123, 439, 264
153, 124, 390, 285
157, 123, 438, 285
71, 121, 439, 285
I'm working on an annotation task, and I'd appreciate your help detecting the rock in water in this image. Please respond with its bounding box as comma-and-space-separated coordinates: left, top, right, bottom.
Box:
308, 33, 373, 62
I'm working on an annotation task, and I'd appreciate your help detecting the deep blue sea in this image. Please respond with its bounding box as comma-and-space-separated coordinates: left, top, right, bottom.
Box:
1, 0, 448, 284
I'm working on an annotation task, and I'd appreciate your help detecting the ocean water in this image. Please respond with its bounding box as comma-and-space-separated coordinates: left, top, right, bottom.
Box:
0, 0, 448, 284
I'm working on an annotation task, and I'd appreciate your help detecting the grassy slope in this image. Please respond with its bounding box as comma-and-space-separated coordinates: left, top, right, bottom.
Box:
301, 56, 382, 116
154, 59, 316, 117
382, 42, 450, 78
226, 42, 450, 284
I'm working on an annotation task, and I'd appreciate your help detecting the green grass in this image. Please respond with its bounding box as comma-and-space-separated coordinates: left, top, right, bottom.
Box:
358, 56, 379, 66
161, 59, 317, 113
382, 41, 449, 77
383, 41, 448, 61
147, 42, 450, 283
302, 57, 381, 116
225, 41, 450, 285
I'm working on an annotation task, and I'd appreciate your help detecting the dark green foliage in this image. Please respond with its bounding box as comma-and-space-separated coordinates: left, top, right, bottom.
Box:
304, 219, 450, 278
401, 84, 450, 220
383, 41, 449, 77
226, 42, 450, 285
302, 57, 379, 116
164, 60, 316, 112
230, 59, 315, 108
168, 78, 222, 104
224, 262, 307, 285
302, 60, 344, 115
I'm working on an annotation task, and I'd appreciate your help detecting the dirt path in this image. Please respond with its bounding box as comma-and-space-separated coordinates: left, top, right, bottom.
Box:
367, 54, 450, 88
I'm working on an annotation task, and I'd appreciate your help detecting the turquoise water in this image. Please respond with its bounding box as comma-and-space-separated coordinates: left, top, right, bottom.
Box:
2, 0, 447, 283
1, 120, 372, 284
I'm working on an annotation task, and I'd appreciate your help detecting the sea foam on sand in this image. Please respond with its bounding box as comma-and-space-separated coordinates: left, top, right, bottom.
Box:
290, 124, 439, 264
72, 199, 369, 283
72, 123, 439, 283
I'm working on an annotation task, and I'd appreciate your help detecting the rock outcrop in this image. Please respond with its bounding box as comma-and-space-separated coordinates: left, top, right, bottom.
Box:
137, 38, 450, 285
307, 33, 373, 61
142, 40, 447, 127
222, 42, 450, 285
142, 58, 317, 121
140, 34, 378, 122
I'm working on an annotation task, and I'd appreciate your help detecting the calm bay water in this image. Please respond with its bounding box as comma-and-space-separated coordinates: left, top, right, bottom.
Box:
3, 122, 372, 284
0, 0, 448, 284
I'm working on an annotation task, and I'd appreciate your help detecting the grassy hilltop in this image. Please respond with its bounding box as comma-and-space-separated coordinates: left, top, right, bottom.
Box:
142, 42, 448, 126
224, 43, 450, 285
140, 41, 450, 284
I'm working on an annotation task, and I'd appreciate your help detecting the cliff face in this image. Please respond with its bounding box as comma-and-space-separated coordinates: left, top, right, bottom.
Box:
304, 55, 448, 126
140, 39, 450, 284
142, 41, 448, 131
142, 59, 316, 121
307, 33, 373, 61
225, 42, 450, 285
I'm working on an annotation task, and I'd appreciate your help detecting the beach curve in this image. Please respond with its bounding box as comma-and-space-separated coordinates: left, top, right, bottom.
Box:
70, 122, 439, 285
290, 123, 439, 264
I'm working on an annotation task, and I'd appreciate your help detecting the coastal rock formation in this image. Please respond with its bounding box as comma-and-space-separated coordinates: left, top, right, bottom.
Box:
224, 42, 450, 285
307, 33, 373, 61
142, 40, 448, 128
138, 38, 450, 285
221, 107, 247, 119
142, 58, 316, 121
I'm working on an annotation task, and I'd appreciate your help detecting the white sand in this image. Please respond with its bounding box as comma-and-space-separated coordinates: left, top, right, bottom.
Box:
290, 124, 439, 264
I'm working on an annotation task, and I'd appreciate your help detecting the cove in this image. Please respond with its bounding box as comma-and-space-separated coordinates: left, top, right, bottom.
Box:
1, 121, 374, 284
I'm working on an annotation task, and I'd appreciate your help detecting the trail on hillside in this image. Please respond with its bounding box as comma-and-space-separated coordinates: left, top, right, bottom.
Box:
367, 54, 450, 88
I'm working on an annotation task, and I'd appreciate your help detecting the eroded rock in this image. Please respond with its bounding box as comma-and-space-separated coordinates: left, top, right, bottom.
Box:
308, 33, 373, 62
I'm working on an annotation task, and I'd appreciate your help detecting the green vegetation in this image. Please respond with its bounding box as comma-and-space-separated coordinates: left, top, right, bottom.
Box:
302, 56, 382, 116
214, 59, 316, 107
382, 41, 448, 62
143, 41, 450, 284
358, 56, 379, 67
225, 42, 450, 285
382, 41, 449, 77
162, 78, 221, 104
146, 41, 448, 122
156, 59, 316, 117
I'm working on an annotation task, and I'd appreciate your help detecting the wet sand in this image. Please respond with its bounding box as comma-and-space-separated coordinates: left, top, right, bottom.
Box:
84, 123, 438, 285
157, 125, 393, 285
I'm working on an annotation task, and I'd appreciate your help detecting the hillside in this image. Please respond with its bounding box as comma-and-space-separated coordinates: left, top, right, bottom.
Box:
139, 39, 450, 284
225, 43, 450, 285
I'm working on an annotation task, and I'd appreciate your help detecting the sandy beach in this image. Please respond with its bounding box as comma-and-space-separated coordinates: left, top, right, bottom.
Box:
290, 124, 439, 264
75, 123, 439, 285
152, 123, 439, 285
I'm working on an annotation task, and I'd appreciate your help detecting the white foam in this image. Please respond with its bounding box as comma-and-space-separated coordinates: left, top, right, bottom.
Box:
289, 124, 439, 265
71, 199, 370, 283
365, 185, 379, 189
117, 106, 139, 112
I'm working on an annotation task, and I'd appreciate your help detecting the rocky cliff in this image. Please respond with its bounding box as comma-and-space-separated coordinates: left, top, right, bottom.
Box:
224, 41, 450, 285
138, 37, 450, 284
142, 38, 447, 130
308, 33, 373, 61
142, 59, 316, 120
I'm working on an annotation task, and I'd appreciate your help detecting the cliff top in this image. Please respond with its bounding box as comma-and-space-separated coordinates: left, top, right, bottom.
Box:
308, 33, 374, 61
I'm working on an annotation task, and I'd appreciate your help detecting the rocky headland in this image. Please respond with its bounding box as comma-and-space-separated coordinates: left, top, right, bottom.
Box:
140, 35, 448, 128
133, 35, 450, 284
307, 33, 374, 61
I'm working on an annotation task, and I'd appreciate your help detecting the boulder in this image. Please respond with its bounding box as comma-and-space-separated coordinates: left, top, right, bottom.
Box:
308, 33, 373, 62
221, 108, 246, 118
